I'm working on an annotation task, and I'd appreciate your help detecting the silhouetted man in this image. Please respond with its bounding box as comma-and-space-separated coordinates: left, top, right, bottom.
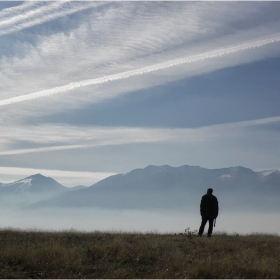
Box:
198, 188, 219, 237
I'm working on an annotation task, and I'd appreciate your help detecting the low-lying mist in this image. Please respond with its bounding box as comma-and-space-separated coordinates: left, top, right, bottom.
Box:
1, 164, 279, 235
1, 207, 279, 235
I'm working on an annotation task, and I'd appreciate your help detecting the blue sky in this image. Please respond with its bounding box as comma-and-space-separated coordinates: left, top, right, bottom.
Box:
1, 1, 280, 186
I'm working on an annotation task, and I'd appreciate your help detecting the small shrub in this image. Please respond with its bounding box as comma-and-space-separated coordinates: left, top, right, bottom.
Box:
184, 227, 198, 239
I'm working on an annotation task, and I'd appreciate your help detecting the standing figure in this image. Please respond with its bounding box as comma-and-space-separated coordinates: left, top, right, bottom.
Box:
198, 188, 219, 237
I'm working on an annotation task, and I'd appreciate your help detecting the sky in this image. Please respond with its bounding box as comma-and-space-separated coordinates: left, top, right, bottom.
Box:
1, 1, 280, 187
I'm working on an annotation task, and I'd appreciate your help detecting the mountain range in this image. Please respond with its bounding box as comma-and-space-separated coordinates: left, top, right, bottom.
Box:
0, 165, 279, 211
1, 165, 278, 212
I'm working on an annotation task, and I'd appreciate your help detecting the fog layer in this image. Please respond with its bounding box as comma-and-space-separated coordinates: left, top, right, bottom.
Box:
1, 208, 279, 235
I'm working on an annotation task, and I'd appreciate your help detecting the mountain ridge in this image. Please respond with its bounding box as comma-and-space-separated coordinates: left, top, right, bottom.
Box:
0, 173, 67, 194
21, 164, 280, 211
0, 165, 280, 194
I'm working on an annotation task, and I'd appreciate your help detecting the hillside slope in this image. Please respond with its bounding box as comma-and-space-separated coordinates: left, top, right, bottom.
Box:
27, 165, 280, 211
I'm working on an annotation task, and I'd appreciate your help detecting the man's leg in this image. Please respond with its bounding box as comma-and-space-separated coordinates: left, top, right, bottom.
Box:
198, 217, 208, 236
207, 217, 214, 237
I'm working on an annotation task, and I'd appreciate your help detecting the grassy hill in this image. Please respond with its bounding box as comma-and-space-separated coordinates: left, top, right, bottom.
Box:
0, 228, 279, 279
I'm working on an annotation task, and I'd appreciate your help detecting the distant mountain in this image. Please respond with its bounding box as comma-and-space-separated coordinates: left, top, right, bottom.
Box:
258, 170, 280, 186
69, 185, 88, 191
26, 165, 280, 211
0, 174, 69, 208
0, 173, 67, 195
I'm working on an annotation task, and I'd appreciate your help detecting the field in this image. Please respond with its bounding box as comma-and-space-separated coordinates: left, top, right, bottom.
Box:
0, 228, 279, 279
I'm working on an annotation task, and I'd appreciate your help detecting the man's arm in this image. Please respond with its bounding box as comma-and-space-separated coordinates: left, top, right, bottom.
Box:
215, 198, 219, 218
200, 196, 205, 216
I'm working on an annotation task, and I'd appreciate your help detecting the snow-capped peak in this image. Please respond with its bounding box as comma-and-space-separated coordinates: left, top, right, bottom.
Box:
260, 170, 280, 176
17, 179, 32, 191
218, 174, 232, 180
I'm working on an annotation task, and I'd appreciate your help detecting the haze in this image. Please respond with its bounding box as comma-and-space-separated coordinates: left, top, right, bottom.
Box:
0, 2, 280, 234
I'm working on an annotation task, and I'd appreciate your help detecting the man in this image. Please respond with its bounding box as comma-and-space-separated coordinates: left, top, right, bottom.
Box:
198, 188, 219, 237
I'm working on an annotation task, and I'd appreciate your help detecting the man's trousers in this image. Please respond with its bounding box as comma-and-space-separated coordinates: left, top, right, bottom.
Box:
198, 216, 214, 236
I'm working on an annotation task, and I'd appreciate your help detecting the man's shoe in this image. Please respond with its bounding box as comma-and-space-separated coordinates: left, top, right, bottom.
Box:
207, 234, 211, 238
198, 234, 202, 237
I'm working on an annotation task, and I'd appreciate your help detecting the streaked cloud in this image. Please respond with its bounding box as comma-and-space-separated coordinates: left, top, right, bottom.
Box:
0, 1, 280, 175
1, 114, 280, 156
1, 2, 280, 111
1, 33, 280, 107
0, 1, 106, 36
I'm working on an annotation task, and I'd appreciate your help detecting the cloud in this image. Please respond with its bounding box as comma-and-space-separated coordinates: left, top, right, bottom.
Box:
1, 33, 280, 108
0, 1, 106, 36
1, 3, 280, 105
0, 2, 280, 174
0, 2, 35, 18
0, 125, 200, 155
1, 115, 280, 156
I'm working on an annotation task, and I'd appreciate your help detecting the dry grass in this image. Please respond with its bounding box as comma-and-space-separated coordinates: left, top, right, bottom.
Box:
0, 228, 279, 278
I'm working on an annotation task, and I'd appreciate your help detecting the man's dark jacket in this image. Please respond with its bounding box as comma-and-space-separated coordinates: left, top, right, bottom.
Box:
200, 194, 219, 218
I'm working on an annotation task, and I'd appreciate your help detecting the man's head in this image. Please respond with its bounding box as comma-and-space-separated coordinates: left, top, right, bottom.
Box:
207, 188, 213, 195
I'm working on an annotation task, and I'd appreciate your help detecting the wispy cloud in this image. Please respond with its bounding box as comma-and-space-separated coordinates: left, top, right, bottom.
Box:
1, 2, 279, 104
0, 2, 35, 19
1, 2, 280, 173
1, 115, 280, 156
0, 1, 106, 36
1, 33, 280, 107
0, 125, 197, 155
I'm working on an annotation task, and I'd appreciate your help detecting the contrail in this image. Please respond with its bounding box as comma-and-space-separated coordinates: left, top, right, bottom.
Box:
0, 145, 92, 156
0, 1, 36, 19
1, 114, 280, 155
0, 129, 197, 155
1, 34, 280, 107
0, 2, 66, 28
0, 2, 107, 36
